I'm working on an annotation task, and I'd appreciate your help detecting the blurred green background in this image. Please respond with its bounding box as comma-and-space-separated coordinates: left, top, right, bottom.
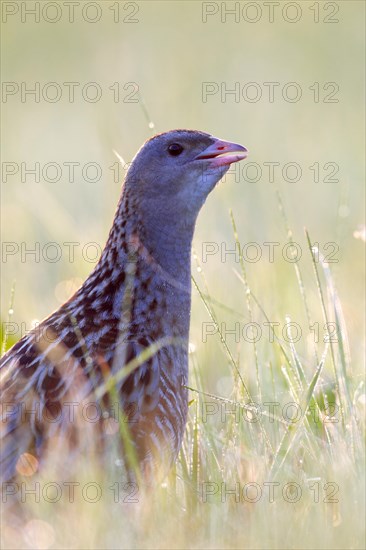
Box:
2, 0, 365, 377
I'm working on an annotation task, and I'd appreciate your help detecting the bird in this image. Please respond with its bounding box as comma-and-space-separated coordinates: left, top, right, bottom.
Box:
0, 129, 248, 484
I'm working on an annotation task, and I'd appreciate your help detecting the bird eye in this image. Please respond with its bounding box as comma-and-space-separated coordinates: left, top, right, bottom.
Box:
168, 143, 184, 156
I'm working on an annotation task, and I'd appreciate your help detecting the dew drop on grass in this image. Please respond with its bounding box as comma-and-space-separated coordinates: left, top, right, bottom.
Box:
353, 225, 366, 242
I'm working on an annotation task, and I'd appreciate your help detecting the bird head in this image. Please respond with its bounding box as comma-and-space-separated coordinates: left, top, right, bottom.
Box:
125, 129, 248, 219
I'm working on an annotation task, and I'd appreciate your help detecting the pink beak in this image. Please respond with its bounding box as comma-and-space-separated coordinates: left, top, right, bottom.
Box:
194, 138, 248, 167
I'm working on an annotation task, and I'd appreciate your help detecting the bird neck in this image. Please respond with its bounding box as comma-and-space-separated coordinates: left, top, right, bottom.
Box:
138, 205, 196, 285
103, 191, 197, 290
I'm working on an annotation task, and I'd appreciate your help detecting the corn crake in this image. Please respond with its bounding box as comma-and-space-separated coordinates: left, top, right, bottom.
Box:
0, 129, 248, 484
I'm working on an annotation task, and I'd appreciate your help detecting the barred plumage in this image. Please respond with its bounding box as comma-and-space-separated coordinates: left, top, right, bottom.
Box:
0, 129, 247, 483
